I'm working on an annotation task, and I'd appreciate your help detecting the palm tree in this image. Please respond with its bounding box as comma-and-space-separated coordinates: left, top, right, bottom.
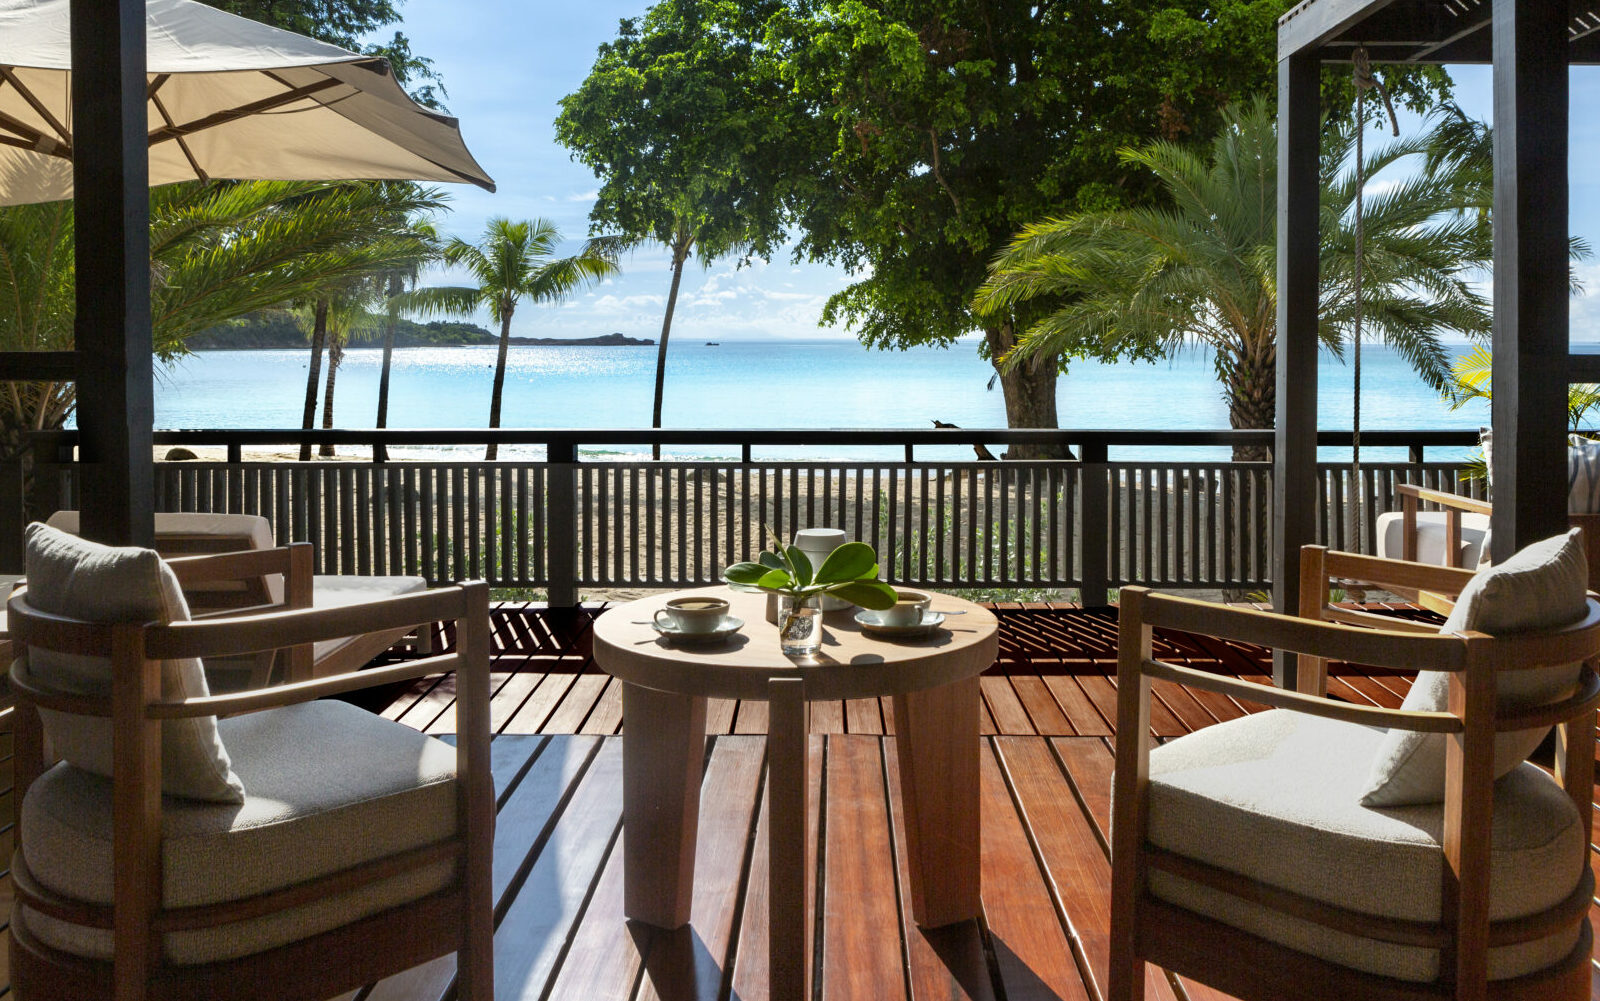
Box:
374, 223, 440, 461
291, 182, 445, 460
403, 218, 622, 459
974, 97, 1492, 461
317, 291, 383, 457
0, 179, 448, 457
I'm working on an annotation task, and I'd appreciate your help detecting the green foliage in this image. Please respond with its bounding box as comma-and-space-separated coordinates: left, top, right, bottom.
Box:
975, 98, 1492, 452
202, 0, 447, 108
402, 218, 622, 327
723, 533, 898, 609
190, 313, 492, 349
1446, 344, 1600, 433
0, 179, 445, 446
555, 0, 791, 267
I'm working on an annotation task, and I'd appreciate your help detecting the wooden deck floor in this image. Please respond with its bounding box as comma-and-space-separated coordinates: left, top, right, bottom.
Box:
1, 603, 1596, 1000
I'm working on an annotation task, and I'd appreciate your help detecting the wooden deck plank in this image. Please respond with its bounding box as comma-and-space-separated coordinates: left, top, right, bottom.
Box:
580, 676, 625, 735
981, 676, 1034, 735
730, 735, 824, 1001
540, 673, 609, 734
820, 735, 909, 1001
492, 738, 626, 1000
882, 736, 996, 1001
733, 699, 769, 735
844, 697, 885, 735
704, 697, 738, 735
363, 734, 578, 1001
977, 737, 1093, 1001
995, 736, 1179, 1001
812, 699, 846, 734
501, 672, 578, 734
1010, 675, 1073, 736
1043, 676, 1113, 736
486, 670, 544, 734
542, 835, 648, 1001
634, 735, 766, 1001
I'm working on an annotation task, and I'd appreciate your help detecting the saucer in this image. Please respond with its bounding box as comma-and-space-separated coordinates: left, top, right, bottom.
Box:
652, 615, 744, 645
854, 610, 946, 638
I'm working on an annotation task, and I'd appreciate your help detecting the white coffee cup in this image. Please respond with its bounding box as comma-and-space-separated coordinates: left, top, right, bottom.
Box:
654, 596, 730, 634
877, 589, 931, 627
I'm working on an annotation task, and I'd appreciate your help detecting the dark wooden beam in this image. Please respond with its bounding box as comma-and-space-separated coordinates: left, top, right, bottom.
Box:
0, 351, 75, 381
1279, 0, 1406, 59
1490, 0, 1570, 561
70, 0, 153, 547
1569, 353, 1600, 383
1272, 51, 1322, 691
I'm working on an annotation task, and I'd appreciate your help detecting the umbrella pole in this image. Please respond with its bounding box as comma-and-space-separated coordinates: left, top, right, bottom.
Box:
70, 0, 155, 548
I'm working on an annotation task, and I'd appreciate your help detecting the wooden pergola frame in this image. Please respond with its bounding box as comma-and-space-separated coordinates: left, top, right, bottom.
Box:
1274, 0, 1587, 686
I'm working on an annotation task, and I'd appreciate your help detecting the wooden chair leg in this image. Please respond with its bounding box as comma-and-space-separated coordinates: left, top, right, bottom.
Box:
768, 677, 811, 1001
621, 682, 707, 929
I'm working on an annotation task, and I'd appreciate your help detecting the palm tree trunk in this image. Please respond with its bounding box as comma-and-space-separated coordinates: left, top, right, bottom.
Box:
485, 308, 514, 461
651, 239, 691, 460
320, 338, 343, 458
1222, 340, 1276, 462
375, 273, 402, 462
299, 298, 329, 461
983, 319, 1071, 460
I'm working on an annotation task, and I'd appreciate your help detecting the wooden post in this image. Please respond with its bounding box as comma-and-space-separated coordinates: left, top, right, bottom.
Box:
1080, 440, 1109, 606
547, 438, 578, 607
1271, 50, 1321, 690
71, 0, 154, 548
1490, 0, 1569, 560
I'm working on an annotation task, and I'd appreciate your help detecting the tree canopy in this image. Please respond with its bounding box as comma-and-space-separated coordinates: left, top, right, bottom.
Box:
570, 1, 1452, 452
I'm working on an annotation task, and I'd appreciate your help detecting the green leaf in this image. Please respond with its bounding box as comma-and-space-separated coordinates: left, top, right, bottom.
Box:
756, 568, 794, 591
722, 561, 772, 585
826, 579, 899, 610
758, 550, 786, 571
812, 541, 878, 583
787, 546, 813, 587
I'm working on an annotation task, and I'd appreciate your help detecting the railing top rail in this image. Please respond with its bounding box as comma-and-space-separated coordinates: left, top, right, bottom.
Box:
26, 426, 1487, 448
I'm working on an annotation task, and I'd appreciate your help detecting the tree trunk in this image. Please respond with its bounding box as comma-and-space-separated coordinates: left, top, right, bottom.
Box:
651, 237, 691, 460
319, 338, 342, 458
485, 307, 514, 461
983, 319, 1071, 460
374, 273, 402, 462
299, 298, 329, 462
1221, 339, 1276, 462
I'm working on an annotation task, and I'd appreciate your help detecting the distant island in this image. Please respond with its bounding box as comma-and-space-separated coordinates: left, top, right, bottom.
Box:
187, 312, 652, 349
506, 332, 654, 346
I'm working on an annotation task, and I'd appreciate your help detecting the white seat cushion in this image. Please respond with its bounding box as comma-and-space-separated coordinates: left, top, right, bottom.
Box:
310, 574, 428, 662
1374, 509, 1491, 568
18, 700, 458, 965
23, 523, 245, 803
47, 510, 284, 603
1146, 709, 1584, 982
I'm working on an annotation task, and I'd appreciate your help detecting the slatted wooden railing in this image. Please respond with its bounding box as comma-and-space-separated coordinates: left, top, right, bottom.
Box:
15, 427, 1481, 604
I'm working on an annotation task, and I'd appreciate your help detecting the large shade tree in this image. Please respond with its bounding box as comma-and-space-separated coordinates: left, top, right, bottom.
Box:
974, 98, 1492, 460
556, 0, 791, 451
745, 0, 1449, 458
404, 218, 622, 459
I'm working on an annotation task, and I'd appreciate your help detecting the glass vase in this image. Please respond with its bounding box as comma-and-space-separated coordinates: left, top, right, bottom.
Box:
777, 593, 822, 658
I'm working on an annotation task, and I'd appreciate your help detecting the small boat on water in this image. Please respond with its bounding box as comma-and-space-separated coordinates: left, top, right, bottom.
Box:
705, 341, 719, 346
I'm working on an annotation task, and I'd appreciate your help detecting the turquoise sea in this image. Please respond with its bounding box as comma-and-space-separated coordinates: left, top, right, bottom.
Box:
148, 339, 1490, 463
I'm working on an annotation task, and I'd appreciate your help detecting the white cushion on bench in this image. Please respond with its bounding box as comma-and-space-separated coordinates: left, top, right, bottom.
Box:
19, 700, 457, 964
1374, 509, 1491, 568
309, 574, 428, 662
1146, 709, 1583, 982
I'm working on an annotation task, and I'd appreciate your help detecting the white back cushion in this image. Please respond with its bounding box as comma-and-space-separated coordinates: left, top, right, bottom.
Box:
23, 523, 244, 803
1361, 528, 1588, 807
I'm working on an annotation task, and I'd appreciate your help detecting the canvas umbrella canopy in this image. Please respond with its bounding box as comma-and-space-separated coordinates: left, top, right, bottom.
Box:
0, 0, 495, 204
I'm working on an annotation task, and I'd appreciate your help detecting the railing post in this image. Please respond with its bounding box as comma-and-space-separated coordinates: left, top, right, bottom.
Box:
0, 447, 26, 571
546, 438, 578, 607
1080, 440, 1109, 607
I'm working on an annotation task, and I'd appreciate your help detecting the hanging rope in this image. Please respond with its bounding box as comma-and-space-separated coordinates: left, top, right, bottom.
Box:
1349, 47, 1399, 552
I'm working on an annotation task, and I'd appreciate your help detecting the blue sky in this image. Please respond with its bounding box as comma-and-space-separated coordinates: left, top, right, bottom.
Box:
384, 2, 1600, 343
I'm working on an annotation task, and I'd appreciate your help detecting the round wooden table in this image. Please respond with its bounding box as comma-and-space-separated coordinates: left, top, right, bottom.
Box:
593, 585, 998, 1000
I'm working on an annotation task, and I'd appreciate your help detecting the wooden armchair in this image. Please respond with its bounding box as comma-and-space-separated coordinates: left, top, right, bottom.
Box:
44, 510, 433, 688
5, 529, 494, 1001
1377, 482, 1600, 584
1110, 539, 1600, 1001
